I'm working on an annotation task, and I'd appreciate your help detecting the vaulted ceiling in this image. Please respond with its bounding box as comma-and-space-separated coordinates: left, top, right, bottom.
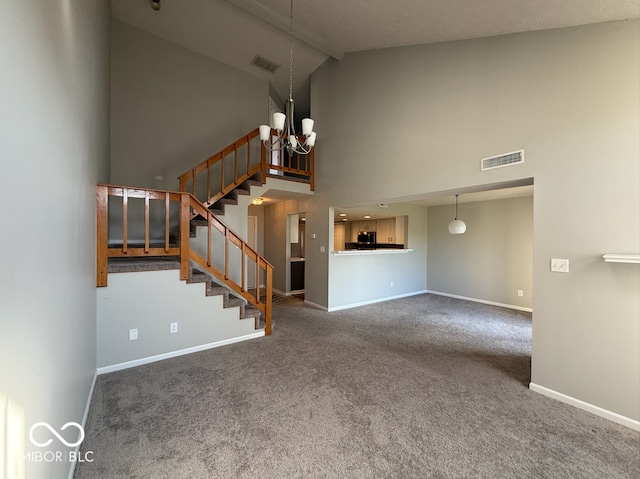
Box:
111, 0, 637, 206
112, 0, 639, 118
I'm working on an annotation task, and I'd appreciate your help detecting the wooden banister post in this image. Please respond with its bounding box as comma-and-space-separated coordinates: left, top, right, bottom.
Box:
96, 185, 108, 287
310, 147, 315, 191
180, 193, 191, 280
265, 265, 273, 335
260, 141, 267, 184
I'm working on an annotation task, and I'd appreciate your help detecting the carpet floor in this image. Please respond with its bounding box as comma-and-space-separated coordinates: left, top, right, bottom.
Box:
75, 293, 639, 478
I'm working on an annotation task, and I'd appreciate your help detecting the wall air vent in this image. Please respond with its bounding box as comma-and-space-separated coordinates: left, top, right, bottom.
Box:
250, 55, 280, 74
481, 149, 524, 171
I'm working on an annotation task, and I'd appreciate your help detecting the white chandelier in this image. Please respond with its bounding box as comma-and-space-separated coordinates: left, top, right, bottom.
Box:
259, 0, 316, 155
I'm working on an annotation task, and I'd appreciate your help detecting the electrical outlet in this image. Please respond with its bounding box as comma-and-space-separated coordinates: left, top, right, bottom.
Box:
170, 322, 178, 334
129, 329, 138, 341
517, 290, 523, 297
550, 258, 569, 273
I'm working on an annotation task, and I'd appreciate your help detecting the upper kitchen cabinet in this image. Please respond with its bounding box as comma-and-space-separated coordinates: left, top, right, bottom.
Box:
336, 216, 408, 251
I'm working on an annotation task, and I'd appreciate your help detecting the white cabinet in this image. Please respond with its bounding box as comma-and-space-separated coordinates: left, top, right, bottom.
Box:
360, 221, 376, 232
376, 218, 396, 243
395, 216, 407, 246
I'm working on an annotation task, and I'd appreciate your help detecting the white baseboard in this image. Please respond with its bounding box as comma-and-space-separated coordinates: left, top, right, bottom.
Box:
96, 332, 265, 375
67, 371, 97, 479
327, 290, 428, 312
426, 290, 533, 313
529, 383, 640, 431
304, 299, 328, 311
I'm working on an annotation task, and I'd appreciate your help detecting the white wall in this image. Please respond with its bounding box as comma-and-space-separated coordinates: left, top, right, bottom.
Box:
97, 271, 260, 369
0, 1, 110, 478
427, 196, 533, 310
310, 20, 639, 422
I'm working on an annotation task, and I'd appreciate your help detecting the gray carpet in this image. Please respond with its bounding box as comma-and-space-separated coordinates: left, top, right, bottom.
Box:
75, 294, 639, 478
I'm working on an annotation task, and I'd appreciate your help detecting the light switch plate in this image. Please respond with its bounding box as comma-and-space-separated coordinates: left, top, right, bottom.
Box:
129, 328, 138, 341
550, 258, 569, 273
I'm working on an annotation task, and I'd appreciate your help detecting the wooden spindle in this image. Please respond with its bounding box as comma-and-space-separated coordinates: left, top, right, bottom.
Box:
165, 192, 170, 253
122, 189, 128, 253
144, 191, 150, 253
207, 212, 212, 267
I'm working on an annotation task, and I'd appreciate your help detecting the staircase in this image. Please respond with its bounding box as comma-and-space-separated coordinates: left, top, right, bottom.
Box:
96, 127, 315, 337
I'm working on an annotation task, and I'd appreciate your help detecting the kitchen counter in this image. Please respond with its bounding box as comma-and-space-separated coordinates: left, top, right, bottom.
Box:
333, 249, 413, 256
344, 243, 405, 250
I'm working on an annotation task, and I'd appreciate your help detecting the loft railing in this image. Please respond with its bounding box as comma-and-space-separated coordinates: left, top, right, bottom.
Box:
96, 184, 273, 335
178, 127, 315, 207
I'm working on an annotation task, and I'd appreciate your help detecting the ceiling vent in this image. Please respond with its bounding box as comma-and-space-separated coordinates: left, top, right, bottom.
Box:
481, 150, 524, 171
250, 55, 280, 74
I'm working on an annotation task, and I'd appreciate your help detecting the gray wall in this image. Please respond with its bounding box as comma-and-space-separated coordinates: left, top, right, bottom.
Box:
110, 20, 268, 191
329, 204, 428, 309
97, 271, 259, 369
0, 1, 110, 478
263, 199, 308, 294
427, 196, 533, 310
310, 20, 639, 421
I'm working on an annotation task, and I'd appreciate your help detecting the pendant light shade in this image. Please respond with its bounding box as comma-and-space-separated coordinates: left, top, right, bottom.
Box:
448, 195, 467, 234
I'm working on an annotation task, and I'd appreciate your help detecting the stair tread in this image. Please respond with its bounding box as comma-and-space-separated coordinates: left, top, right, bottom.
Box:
108, 257, 180, 273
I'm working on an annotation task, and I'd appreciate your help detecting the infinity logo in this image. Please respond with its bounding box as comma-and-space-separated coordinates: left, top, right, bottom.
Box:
29, 422, 85, 448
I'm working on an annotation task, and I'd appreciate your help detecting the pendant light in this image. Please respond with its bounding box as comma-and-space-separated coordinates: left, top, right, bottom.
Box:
258, 0, 316, 156
448, 195, 467, 234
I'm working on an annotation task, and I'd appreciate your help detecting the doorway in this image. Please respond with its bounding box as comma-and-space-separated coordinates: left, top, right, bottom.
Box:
289, 213, 305, 293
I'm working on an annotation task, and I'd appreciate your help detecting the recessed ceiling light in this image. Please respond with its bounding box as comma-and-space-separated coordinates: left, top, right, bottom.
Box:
364, 215, 371, 219
339, 213, 346, 217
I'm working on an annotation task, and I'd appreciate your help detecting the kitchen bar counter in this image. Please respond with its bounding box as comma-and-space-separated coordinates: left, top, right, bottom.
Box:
333, 249, 413, 255
344, 243, 405, 250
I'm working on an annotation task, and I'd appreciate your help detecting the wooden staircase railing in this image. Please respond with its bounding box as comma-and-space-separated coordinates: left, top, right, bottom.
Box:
96, 184, 273, 335
178, 127, 314, 207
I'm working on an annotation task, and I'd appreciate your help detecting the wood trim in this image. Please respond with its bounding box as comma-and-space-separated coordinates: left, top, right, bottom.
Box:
310, 147, 315, 191
96, 185, 108, 287
122, 189, 128, 254
180, 193, 190, 280
144, 191, 150, 253
107, 247, 180, 257
265, 265, 273, 335
165, 192, 170, 253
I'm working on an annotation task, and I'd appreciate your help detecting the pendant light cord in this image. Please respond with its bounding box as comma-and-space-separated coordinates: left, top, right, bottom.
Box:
288, 0, 294, 101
